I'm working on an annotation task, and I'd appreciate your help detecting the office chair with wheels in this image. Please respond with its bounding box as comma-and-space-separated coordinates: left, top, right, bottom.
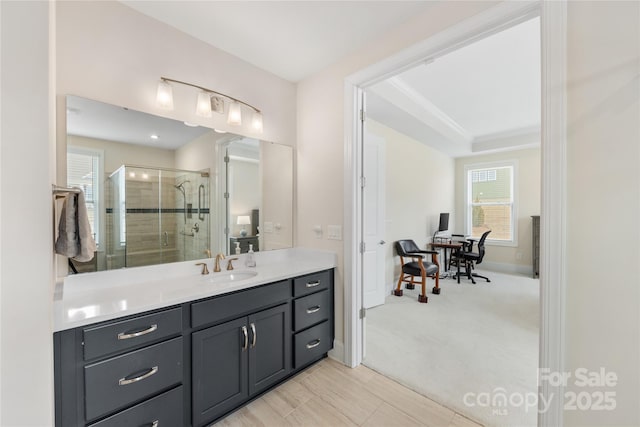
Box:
456, 229, 492, 284
394, 240, 440, 303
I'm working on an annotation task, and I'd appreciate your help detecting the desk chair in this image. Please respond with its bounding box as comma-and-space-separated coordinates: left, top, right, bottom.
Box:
456, 230, 492, 284
394, 240, 440, 303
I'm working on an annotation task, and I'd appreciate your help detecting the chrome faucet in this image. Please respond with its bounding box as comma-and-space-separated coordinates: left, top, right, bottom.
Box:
214, 253, 225, 272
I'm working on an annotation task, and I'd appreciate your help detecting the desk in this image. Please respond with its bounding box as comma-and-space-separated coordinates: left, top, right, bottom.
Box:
430, 242, 463, 282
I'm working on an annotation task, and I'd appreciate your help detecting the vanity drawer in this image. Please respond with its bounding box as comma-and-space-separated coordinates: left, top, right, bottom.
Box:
293, 289, 330, 332
83, 307, 182, 360
293, 320, 332, 369
88, 386, 183, 427
84, 337, 183, 422
293, 270, 331, 298
191, 280, 290, 328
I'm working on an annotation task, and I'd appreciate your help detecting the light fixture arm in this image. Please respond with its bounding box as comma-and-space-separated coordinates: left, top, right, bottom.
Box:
160, 77, 261, 113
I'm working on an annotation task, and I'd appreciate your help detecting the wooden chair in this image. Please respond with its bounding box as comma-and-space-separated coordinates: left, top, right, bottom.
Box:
394, 240, 440, 303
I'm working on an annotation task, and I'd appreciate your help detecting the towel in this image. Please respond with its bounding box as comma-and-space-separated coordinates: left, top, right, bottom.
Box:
55, 189, 97, 262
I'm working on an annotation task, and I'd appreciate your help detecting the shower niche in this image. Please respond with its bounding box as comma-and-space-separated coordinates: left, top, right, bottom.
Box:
107, 165, 210, 269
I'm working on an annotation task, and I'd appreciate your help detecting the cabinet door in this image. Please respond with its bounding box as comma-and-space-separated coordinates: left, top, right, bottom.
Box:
192, 317, 248, 427
248, 304, 291, 395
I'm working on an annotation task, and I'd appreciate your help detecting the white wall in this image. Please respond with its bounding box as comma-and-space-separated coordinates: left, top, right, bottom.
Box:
56, 0, 297, 180
455, 148, 540, 274
565, 2, 640, 425
261, 142, 294, 250
0, 1, 54, 425
297, 1, 496, 350
366, 120, 455, 290
68, 134, 176, 173
229, 159, 260, 234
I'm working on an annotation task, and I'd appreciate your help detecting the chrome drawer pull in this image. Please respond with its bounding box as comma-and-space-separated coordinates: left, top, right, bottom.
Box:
306, 339, 321, 349
118, 366, 158, 386
306, 281, 321, 288
117, 324, 158, 340
241, 326, 248, 351
250, 323, 257, 348
306, 306, 321, 314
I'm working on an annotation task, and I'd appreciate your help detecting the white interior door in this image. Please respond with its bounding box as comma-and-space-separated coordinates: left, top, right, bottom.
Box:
362, 125, 386, 309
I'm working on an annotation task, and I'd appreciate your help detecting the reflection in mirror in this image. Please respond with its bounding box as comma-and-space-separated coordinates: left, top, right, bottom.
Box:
221, 138, 293, 255
107, 165, 210, 270
64, 95, 293, 273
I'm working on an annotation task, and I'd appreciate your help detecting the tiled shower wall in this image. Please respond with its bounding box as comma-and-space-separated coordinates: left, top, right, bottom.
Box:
105, 167, 210, 270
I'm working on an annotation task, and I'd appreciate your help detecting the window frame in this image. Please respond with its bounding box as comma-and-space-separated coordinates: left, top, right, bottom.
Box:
66, 146, 105, 249
464, 160, 518, 247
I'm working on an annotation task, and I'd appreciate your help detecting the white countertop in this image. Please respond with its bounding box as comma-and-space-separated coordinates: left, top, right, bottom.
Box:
53, 248, 337, 332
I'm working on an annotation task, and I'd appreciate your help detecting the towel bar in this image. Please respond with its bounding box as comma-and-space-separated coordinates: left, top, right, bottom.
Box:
52, 184, 81, 199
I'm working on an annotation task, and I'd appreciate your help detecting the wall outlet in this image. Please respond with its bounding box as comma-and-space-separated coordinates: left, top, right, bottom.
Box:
327, 225, 342, 240
516, 252, 523, 260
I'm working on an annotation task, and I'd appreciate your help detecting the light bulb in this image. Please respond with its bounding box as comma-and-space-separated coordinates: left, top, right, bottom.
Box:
156, 80, 174, 110
195, 90, 212, 117
227, 101, 242, 126
251, 111, 263, 133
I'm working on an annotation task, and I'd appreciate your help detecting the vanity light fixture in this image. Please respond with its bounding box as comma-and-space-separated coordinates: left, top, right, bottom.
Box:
227, 101, 242, 126
155, 77, 263, 133
195, 90, 212, 118
156, 79, 174, 110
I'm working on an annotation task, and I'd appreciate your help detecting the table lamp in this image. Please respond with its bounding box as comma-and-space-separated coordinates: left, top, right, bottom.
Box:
237, 215, 251, 237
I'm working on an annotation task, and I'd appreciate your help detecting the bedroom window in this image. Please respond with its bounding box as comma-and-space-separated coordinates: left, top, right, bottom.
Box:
465, 161, 516, 244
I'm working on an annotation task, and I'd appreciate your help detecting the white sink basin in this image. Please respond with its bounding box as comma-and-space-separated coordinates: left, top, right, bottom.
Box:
201, 270, 258, 284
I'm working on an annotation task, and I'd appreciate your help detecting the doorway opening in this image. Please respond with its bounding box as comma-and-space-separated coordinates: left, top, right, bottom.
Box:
344, 2, 568, 427
360, 16, 541, 426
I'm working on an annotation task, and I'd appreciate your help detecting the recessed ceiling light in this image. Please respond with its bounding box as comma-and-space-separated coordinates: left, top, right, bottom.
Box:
142, 173, 149, 179
129, 172, 136, 178
183, 121, 199, 127
214, 129, 227, 134
150, 134, 159, 140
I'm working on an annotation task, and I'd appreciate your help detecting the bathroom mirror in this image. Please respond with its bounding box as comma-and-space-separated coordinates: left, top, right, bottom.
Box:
63, 95, 293, 273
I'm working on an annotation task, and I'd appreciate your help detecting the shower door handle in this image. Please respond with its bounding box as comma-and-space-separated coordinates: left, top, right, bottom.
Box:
162, 231, 169, 246
198, 184, 205, 221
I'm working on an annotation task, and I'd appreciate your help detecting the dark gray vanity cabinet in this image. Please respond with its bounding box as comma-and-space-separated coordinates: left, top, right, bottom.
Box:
191, 303, 290, 427
292, 270, 333, 369
54, 268, 334, 426
192, 317, 248, 426
54, 307, 185, 427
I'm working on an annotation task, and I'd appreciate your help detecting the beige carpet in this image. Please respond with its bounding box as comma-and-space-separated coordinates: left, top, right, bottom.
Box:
364, 270, 539, 427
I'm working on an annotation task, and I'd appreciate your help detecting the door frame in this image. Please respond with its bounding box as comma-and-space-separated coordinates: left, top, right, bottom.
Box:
343, 2, 567, 426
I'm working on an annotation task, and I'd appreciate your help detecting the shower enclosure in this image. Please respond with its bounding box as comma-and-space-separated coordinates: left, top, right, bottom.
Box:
106, 165, 210, 269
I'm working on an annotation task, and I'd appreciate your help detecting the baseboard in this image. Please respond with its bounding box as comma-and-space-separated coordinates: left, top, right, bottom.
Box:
480, 261, 533, 276
328, 339, 345, 363
386, 281, 396, 295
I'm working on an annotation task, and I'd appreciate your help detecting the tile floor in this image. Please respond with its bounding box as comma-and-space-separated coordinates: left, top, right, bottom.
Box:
215, 358, 483, 426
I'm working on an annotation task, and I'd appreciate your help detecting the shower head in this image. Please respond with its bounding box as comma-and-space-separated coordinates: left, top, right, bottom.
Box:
175, 180, 191, 192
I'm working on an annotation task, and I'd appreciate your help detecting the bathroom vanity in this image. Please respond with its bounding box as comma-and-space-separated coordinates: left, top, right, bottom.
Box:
53, 248, 336, 427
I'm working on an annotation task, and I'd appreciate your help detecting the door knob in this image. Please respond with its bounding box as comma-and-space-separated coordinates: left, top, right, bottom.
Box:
379, 240, 386, 245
